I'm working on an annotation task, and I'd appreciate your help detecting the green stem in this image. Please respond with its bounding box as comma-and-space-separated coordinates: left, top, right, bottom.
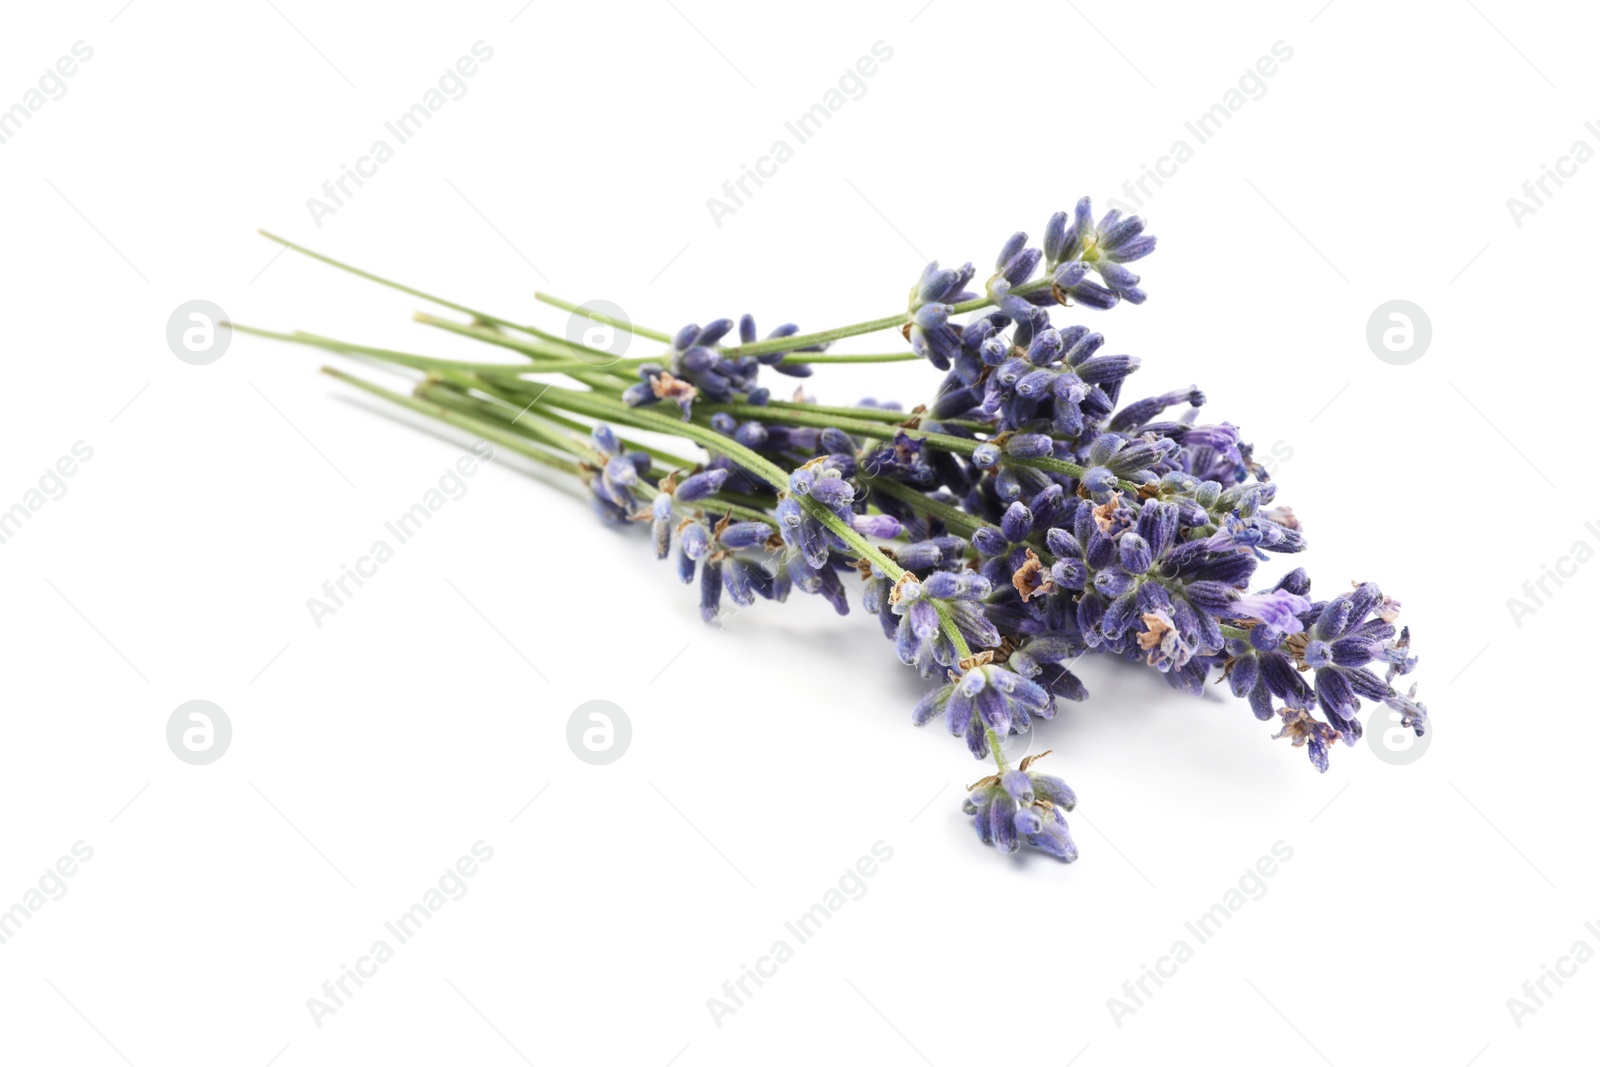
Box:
513, 404, 699, 470
322, 367, 582, 476
232, 324, 553, 378
778, 352, 921, 365
720, 278, 1054, 359
940, 609, 974, 661
532, 291, 674, 343
441, 382, 775, 525
411, 314, 637, 385
699, 400, 1141, 491
985, 727, 1010, 773
418, 382, 596, 460
725, 310, 906, 359
516, 384, 906, 581
862, 475, 981, 537
260, 230, 537, 336
756, 399, 913, 424
332, 368, 782, 531
235, 323, 641, 407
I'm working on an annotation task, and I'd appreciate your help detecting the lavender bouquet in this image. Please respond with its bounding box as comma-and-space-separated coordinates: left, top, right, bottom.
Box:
242, 198, 1427, 863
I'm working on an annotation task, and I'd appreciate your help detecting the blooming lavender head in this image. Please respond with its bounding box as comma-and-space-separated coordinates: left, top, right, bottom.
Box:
893, 572, 999, 680
553, 197, 1425, 868
1045, 197, 1157, 305
624, 314, 826, 417
963, 751, 1078, 859
586, 423, 650, 523
912, 655, 1051, 757
905, 261, 976, 370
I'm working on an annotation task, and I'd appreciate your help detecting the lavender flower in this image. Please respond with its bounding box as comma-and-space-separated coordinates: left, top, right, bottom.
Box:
587, 424, 650, 523
893, 573, 1001, 679
623, 319, 765, 416
906, 261, 976, 370
677, 512, 778, 624
739, 313, 821, 379
963, 751, 1078, 859
912, 656, 1051, 756
1046, 197, 1157, 305
290, 193, 1429, 868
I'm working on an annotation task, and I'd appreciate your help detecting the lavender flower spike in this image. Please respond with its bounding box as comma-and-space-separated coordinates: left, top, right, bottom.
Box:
964, 751, 1078, 860
279, 192, 1430, 869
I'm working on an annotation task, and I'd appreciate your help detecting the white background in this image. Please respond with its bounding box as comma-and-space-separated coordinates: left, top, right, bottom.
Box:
0, 1, 1591, 1064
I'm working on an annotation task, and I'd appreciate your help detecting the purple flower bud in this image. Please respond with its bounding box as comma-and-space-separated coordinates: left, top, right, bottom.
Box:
990, 793, 1020, 853
697, 318, 735, 346
893, 541, 943, 570
1119, 533, 1153, 574
724, 558, 757, 607
1053, 260, 1090, 287
1050, 557, 1087, 590
732, 421, 768, 448
1003, 434, 1053, 459
679, 345, 717, 373
1043, 210, 1070, 266
1001, 769, 1034, 803
675, 469, 729, 502
651, 495, 673, 559
604, 455, 637, 488
811, 475, 856, 510
1014, 806, 1044, 835
912, 685, 949, 726
1082, 467, 1118, 494
1000, 502, 1033, 543
1077, 354, 1140, 385
699, 558, 723, 623
671, 323, 700, 351
820, 428, 854, 453
719, 522, 773, 549
851, 513, 902, 538
1030, 773, 1076, 809
681, 522, 710, 561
